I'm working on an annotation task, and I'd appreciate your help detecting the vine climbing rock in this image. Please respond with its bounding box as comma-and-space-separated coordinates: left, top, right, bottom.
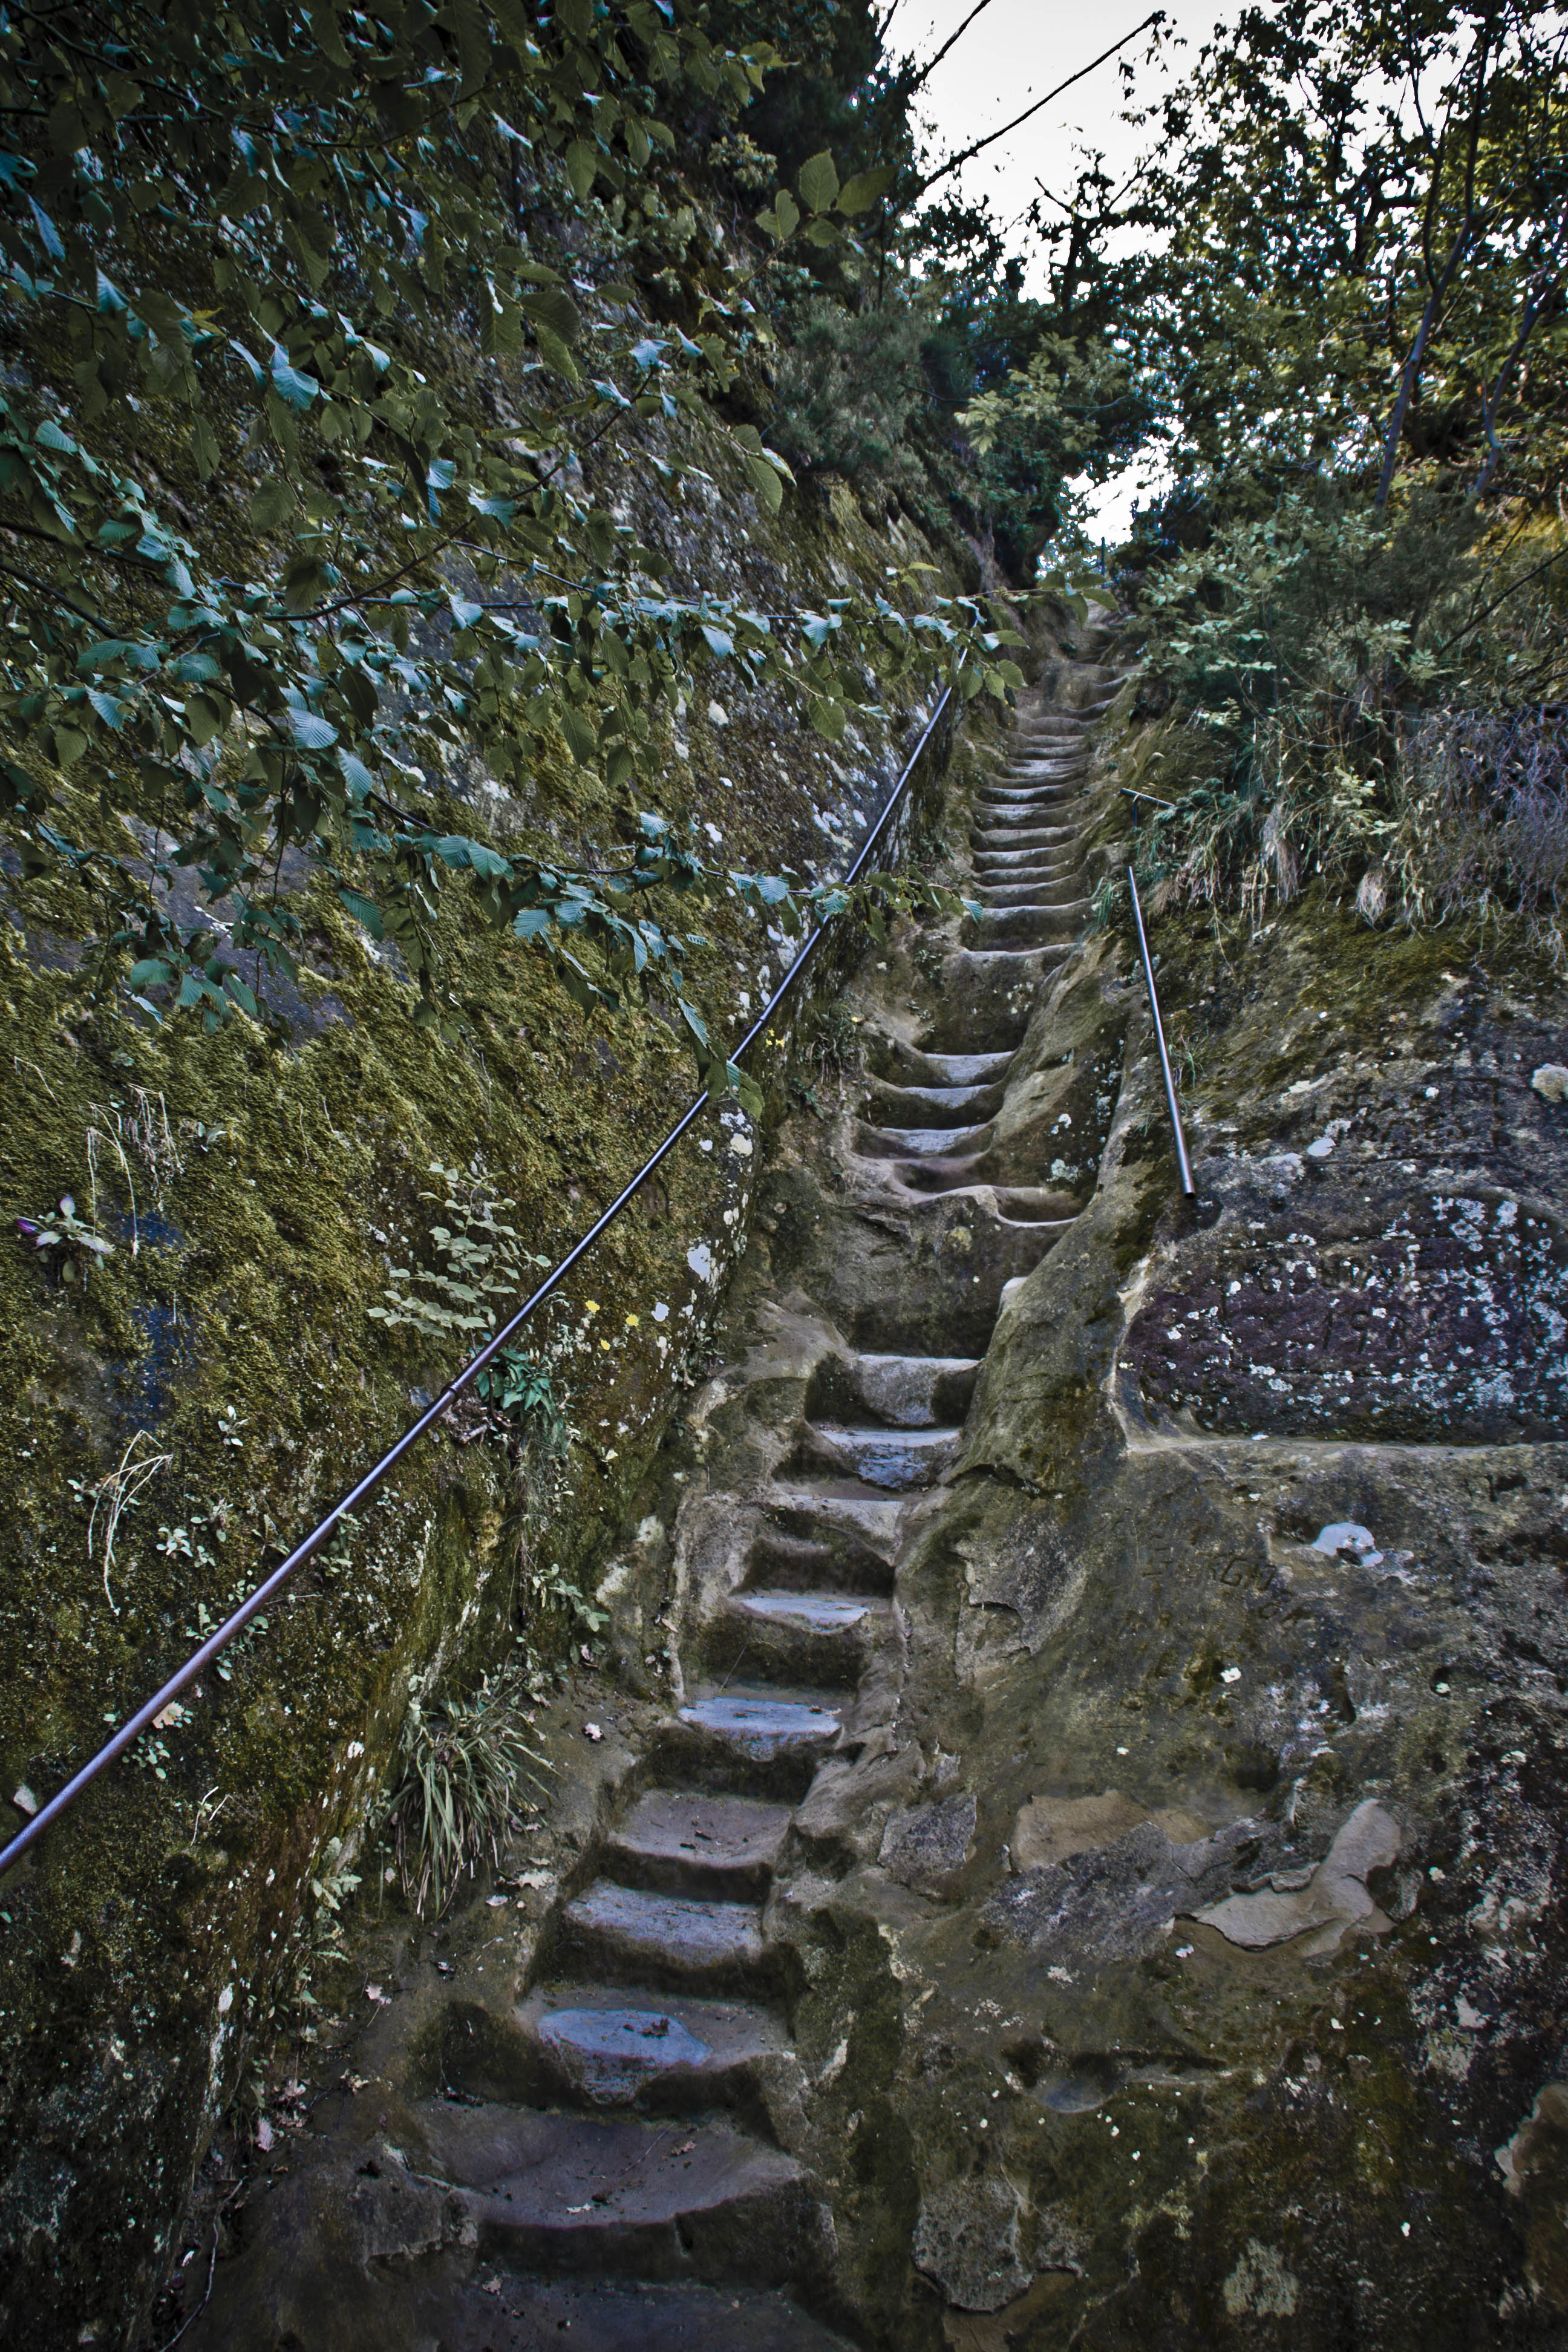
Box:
178, 604, 1568, 2347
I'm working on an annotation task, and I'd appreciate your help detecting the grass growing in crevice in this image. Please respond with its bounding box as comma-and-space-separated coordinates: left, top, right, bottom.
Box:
385, 1667, 550, 1919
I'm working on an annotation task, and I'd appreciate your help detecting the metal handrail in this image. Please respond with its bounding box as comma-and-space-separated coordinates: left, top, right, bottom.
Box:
1127, 863, 1196, 1197
0, 690, 953, 1879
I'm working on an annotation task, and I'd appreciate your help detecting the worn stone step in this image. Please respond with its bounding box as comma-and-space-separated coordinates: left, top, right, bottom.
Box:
753, 1501, 903, 1592
969, 837, 1081, 856
972, 907, 1082, 945
762, 1490, 907, 1551
979, 801, 1075, 819
802, 1422, 961, 1489
405, 2102, 824, 2285
973, 812, 1079, 834
733, 1591, 879, 1630
995, 789, 1082, 804
655, 1685, 844, 1798
956, 943, 1072, 969
975, 880, 1084, 907
606, 1789, 792, 1901
882, 1161, 1085, 1215
864, 1076, 1006, 1126
516, 1982, 791, 2112
714, 1590, 886, 1687
973, 841, 1077, 865
424, 2275, 858, 2351
976, 820, 1080, 840
885, 1045, 1016, 1086
976, 799, 1080, 820
858, 1119, 993, 1157
848, 1351, 980, 1425
558, 1881, 769, 1991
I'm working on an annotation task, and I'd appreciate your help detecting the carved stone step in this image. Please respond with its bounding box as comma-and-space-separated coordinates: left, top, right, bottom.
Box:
858, 1119, 993, 1157
606, 1790, 792, 1901
404, 2101, 823, 2284
800, 1422, 962, 1489
653, 1687, 845, 1797
848, 1351, 980, 1425
975, 880, 1084, 907
864, 1077, 1007, 1126
973, 841, 1076, 864
713, 1590, 887, 1688
558, 1881, 769, 1991
452, 2277, 859, 2350
515, 1982, 792, 2112
883, 1046, 1016, 1086
973, 837, 1086, 856
752, 1500, 904, 1593
972, 906, 1083, 944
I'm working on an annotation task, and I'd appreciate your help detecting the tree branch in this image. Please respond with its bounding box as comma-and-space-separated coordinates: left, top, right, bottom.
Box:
913, 13, 1164, 200
900, 0, 999, 101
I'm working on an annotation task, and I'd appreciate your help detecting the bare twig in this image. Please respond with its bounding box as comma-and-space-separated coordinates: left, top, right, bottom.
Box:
914, 15, 1163, 198
901, 0, 999, 99
88, 1431, 171, 1616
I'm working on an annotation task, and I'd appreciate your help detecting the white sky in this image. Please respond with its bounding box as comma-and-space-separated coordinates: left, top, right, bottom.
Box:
893, 0, 1240, 538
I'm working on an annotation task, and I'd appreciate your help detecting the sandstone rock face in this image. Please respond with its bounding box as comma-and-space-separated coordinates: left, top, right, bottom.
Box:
160, 621, 1568, 2348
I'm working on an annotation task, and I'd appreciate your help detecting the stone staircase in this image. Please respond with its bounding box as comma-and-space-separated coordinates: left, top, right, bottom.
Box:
470, 658, 1121, 2341
184, 637, 1122, 2352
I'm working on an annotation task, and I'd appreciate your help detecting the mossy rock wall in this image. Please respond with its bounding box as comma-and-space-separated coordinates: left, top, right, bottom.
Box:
0, 394, 983, 2350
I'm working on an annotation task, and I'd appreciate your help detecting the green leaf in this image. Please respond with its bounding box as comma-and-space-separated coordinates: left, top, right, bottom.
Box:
561, 707, 598, 765
797, 151, 840, 215
520, 284, 581, 345
743, 454, 783, 514
533, 324, 580, 382
249, 477, 296, 531
269, 347, 318, 410
336, 750, 374, 803
564, 140, 598, 202
837, 166, 895, 214
338, 889, 384, 938
286, 708, 338, 750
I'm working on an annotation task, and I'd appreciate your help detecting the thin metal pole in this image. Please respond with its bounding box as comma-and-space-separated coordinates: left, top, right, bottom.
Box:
1127, 863, 1195, 1197
0, 693, 952, 1880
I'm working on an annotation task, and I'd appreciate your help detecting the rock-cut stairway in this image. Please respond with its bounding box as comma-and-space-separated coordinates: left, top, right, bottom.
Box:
185, 645, 1120, 2352
467, 662, 1119, 2343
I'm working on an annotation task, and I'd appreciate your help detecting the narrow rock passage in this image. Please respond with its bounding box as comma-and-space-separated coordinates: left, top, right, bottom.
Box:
187, 630, 1124, 2352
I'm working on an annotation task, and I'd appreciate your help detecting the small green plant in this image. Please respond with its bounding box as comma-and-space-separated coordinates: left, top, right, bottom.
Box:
799, 996, 862, 1079
370, 1162, 549, 1343
476, 1347, 568, 1448
385, 1670, 549, 1918
527, 1559, 610, 1636
913, 937, 946, 989
14, 1193, 115, 1288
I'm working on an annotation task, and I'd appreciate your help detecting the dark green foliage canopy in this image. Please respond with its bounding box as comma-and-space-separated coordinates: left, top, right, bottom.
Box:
0, 0, 1021, 1083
